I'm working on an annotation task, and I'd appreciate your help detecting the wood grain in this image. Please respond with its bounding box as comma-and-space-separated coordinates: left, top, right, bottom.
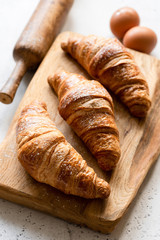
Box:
0, 31, 160, 233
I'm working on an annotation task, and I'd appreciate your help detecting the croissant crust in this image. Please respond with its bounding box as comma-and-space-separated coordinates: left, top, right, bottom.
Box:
48, 71, 121, 171
16, 101, 110, 199
61, 34, 151, 117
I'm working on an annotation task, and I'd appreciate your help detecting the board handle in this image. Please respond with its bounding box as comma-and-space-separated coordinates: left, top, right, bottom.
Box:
0, 61, 27, 104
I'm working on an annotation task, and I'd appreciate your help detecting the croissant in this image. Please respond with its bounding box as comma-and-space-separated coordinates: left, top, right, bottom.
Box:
16, 101, 110, 199
48, 71, 121, 171
61, 34, 151, 117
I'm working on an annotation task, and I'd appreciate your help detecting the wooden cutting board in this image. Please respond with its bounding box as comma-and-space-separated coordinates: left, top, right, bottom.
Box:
0, 31, 160, 233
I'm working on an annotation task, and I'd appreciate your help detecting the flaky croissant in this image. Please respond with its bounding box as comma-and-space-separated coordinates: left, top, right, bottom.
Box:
61, 34, 151, 117
48, 71, 120, 171
16, 101, 110, 199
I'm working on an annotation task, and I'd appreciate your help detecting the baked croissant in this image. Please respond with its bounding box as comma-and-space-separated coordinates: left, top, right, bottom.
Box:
48, 71, 120, 171
61, 34, 151, 117
16, 101, 110, 199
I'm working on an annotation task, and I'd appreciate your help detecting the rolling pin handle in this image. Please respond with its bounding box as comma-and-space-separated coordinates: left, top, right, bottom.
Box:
0, 61, 27, 104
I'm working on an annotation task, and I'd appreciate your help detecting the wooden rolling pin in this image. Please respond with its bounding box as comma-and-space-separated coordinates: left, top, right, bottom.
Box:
0, 0, 74, 104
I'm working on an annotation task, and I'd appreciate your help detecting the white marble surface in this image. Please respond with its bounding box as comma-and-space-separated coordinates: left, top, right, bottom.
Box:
0, 0, 160, 239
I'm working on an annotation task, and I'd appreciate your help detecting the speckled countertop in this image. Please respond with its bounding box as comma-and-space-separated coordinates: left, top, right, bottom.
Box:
0, 0, 160, 239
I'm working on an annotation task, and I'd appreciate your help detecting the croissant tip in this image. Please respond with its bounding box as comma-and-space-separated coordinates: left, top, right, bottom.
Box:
96, 178, 111, 199
47, 75, 53, 86
96, 151, 120, 171
48, 71, 69, 96
21, 101, 47, 113
129, 101, 151, 118
36, 101, 47, 110
61, 41, 67, 51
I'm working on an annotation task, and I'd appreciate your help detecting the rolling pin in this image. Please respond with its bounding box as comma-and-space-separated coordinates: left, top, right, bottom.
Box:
0, 0, 74, 104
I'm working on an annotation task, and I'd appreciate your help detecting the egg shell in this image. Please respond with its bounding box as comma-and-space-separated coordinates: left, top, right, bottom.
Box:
110, 7, 140, 39
123, 26, 157, 54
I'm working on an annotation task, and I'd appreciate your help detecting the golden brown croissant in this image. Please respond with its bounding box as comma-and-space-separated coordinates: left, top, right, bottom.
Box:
16, 101, 110, 199
61, 34, 151, 117
48, 71, 120, 171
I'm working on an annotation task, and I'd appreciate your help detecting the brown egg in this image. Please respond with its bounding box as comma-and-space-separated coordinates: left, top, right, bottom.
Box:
123, 26, 157, 54
110, 7, 140, 39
